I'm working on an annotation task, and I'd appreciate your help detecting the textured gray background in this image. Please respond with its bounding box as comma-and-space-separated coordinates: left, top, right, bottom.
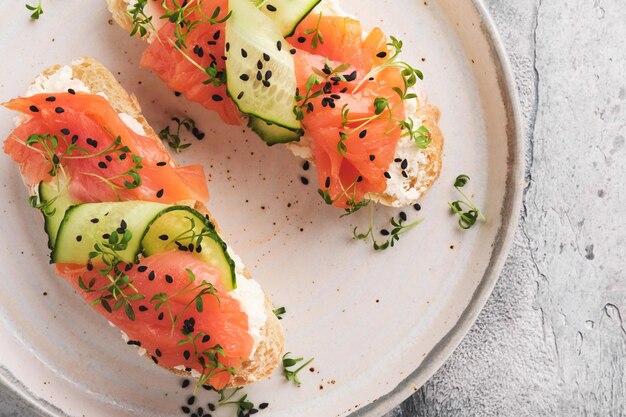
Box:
2, 0, 625, 416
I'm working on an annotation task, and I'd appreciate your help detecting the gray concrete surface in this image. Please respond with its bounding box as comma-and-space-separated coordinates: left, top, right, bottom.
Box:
2, 0, 625, 416
390, 0, 626, 415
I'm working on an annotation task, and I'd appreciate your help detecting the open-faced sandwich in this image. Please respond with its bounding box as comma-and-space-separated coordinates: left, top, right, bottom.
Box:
107, 0, 443, 212
2, 57, 284, 390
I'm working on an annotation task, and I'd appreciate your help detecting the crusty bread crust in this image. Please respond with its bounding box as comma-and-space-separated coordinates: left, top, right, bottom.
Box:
106, 0, 444, 208
31, 57, 284, 387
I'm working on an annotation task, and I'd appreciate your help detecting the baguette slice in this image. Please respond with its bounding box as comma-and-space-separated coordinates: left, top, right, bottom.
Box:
106, 0, 444, 208
22, 57, 284, 387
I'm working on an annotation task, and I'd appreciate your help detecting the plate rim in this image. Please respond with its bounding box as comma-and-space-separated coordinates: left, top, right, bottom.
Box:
0, 0, 526, 415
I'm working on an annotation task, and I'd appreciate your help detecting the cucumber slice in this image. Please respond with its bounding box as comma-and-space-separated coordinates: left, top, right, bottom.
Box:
255, 0, 321, 37
141, 207, 236, 290
52, 202, 236, 290
249, 116, 302, 145
38, 180, 76, 250
226, 0, 301, 131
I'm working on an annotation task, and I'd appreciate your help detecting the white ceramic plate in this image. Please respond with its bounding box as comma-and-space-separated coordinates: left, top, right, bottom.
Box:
0, 1, 523, 416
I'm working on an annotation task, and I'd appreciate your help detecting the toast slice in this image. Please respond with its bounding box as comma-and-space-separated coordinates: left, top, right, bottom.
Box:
106, 0, 444, 208
19, 57, 284, 387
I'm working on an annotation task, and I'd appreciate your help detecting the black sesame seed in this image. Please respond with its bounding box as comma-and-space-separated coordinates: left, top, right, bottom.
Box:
71, 135, 79, 144
55, 107, 64, 114
187, 396, 196, 406
60, 128, 70, 135
263, 53, 270, 62
303, 161, 310, 171
265, 70, 273, 80
240, 73, 250, 81
381, 229, 390, 236
207, 40, 216, 46
182, 379, 190, 388
68, 88, 76, 95
377, 51, 388, 58
394, 158, 402, 163
98, 162, 107, 169
90, 218, 99, 223
369, 154, 376, 161
86, 262, 93, 271
256, 71, 263, 81
402, 170, 408, 178
202, 334, 210, 343
400, 211, 407, 221
155, 348, 162, 357
241, 48, 248, 58
193, 45, 204, 58
300, 176, 309, 185
105, 155, 113, 162
183, 350, 191, 360
413, 203, 422, 211
151, 356, 158, 364
197, 407, 204, 416
401, 159, 408, 169
290, 48, 297, 55
181, 406, 190, 414
359, 130, 367, 138
157, 311, 164, 320
225, 42, 230, 51
120, 219, 127, 230
257, 60, 263, 70
149, 271, 156, 281
237, 91, 244, 100
174, 91, 182, 97
262, 80, 271, 88
137, 265, 148, 272
45, 96, 56, 102
297, 36, 306, 43
86, 138, 98, 148
357, 176, 363, 182
139, 306, 148, 312
124, 263, 133, 271
212, 94, 223, 102
156, 189, 164, 198
158, 234, 169, 241
208, 404, 216, 411
250, 409, 259, 415
276, 40, 282, 50
76, 235, 82, 242
102, 233, 110, 239
127, 340, 141, 346
156, 161, 167, 166
165, 274, 173, 284
266, 4, 276, 11
325, 177, 331, 188
384, 172, 391, 179
52, 154, 60, 164
29, 105, 39, 113
213, 30, 221, 40
259, 403, 269, 410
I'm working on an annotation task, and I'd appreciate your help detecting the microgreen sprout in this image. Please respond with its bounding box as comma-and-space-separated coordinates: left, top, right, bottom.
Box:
151, 269, 219, 334
282, 353, 314, 386
26, 0, 43, 20
449, 174, 486, 229
399, 118, 432, 149
159, 117, 196, 152
79, 229, 145, 320
354, 205, 423, 250
273, 306, 286, 320
303, 12, 324, 49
